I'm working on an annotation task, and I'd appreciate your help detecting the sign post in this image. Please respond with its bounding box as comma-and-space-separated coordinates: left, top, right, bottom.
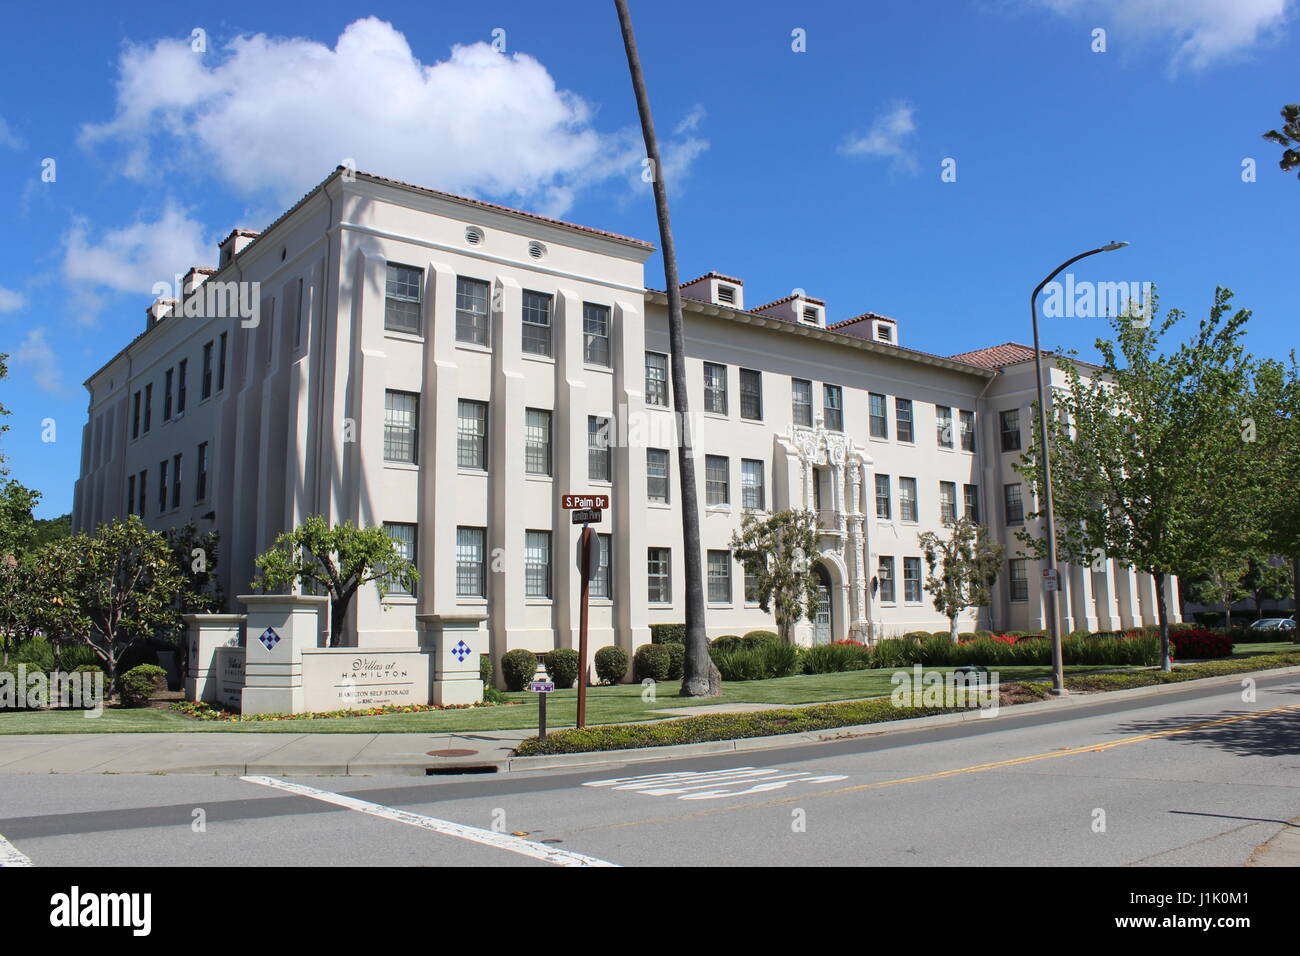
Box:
562, 493, 608, 729
526, 679, 555, 738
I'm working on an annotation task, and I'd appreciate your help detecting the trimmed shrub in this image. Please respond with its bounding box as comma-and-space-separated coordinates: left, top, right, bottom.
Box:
482, 685, 507, 704
650, 624, 687, 645
501, 649, 539, 692
902, 631, 933, 641
665, 642, 685, 680
958, 632, 977, 642
542, 648, 580, 688
119, 664, 167, 708
743, 630, 781, 646
709, 634, 745, 652
1169, 629, 1233, 660
479, 653, 494, 687
594, 645, 629, 685
634, 643, 672, 682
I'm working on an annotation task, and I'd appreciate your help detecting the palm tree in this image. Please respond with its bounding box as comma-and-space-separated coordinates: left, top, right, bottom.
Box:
613, 0, 718, 695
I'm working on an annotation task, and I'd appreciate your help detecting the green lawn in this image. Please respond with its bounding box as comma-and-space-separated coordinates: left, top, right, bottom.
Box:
2, 642, 1293, 736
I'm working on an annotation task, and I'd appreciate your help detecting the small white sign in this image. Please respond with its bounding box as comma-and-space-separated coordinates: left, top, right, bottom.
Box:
527, 681, 556, 693
1042, 568, 1059, 592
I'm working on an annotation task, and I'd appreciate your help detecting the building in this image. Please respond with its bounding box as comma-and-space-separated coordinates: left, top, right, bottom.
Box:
72, 168, 1180, 674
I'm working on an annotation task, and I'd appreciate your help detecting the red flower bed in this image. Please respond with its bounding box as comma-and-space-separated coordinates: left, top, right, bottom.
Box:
1169, 629, 1233, 660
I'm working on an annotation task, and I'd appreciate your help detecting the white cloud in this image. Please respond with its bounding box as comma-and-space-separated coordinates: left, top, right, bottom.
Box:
839, 102, 918, 173
1027, 0, 1292, 72
0, 115, 21, 150
0, 286, 25, 313
12, 328, 67, 396
80, 17, 705, 216
61, 203, 214, 321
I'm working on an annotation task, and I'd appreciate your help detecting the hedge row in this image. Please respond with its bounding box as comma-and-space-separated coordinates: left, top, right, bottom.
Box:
1056, 650, 1300, 692
514, 697, 955, 756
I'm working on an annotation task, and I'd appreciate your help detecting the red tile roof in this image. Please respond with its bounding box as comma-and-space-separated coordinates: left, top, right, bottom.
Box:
830, 312, 897, 339
681, 271, 744, 286
947, 342, 1046, 369
753, 292, 825, 310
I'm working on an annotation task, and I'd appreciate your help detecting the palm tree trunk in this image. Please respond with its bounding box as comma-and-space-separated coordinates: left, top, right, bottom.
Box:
1154, 570, 1172, 671
614, 0, 718, 696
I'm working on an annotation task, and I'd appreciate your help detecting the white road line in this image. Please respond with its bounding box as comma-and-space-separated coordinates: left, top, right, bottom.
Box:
241, 775, 618, 867
0, 832, 32, 867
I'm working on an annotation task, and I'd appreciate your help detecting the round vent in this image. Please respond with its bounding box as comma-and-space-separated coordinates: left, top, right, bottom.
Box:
465, 226, 484, 246
528, 240, 546, 260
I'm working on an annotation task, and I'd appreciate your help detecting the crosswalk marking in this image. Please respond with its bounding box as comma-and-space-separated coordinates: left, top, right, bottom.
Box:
584, 766, 848, 800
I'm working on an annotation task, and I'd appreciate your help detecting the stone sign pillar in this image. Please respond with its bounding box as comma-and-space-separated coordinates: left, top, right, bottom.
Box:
183, 614, 246, 703
417, 612, 487, 706
240, 594, 329, 715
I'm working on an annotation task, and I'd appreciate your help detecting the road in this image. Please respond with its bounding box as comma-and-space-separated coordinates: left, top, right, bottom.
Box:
1, 673, 1297, 867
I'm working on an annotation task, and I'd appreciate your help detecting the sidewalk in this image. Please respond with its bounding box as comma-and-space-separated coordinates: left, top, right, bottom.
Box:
0, 730, 535, 776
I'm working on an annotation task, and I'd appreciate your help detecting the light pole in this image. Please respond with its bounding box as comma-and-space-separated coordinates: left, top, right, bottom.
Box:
1030, 241, 1128, 696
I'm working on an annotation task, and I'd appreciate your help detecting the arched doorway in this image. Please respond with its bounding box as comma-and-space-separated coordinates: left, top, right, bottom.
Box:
812, 564, 833, 645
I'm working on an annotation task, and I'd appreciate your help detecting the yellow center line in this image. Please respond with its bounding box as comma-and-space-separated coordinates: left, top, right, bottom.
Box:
595, 701, 1300, 832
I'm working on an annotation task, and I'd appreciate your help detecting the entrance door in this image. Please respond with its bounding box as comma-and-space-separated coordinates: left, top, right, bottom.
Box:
813, 565, 833, 645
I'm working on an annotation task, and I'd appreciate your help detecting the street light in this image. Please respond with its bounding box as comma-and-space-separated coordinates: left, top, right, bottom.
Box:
1029, 241, 1128, 696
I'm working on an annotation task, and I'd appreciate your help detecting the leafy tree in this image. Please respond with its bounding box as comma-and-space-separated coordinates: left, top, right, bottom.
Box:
167, 523, 225, 617
1247, 356, 1300, 621
0, 554, 38, 665
30, 513, 71, 548
1262, 104, 1300, 179
38, 515, 187, 694
918, 517, 1005, 641
730, 509, 821, 644
252, 515, 417, 646
1016, 290, 1257, 671
1243, 555, 1293, 617
1181, 557, 1250, 628
0, 478, 41, 557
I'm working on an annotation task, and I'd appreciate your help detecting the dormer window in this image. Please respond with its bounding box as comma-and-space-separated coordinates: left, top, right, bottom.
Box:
718, 285, 736, 305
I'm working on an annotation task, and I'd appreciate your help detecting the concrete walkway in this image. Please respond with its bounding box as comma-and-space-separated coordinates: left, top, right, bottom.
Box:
0, 730, 534, 776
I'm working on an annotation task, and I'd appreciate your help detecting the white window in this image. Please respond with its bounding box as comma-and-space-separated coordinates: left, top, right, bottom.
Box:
706, 455, 729, 505
740, 369, 763, 420
899, 477, 918, 522
645, 352, 669, 407
940, 481, 957, 525
896, 398, 914, 443
522, 291, 552, 356
583, 302, 611, 366
936, 405, 954, 448
1004, 483, 1025, 524
385, 263, 423, 333
964, 484, 980, 522
960, 409, 976, 452
869, 393, 888, 439
592, 534, 612, 599
648, 548, 672, 603
741, 459, 765, 510
588, 416, 612, 482
707, 550, 732, 603
456, 276, 490, 346
384, 522, 417, 595
903, 557, 922, 602
456, 527, 486, 597
792, 378, 813, 427
875, 474, 891, 519
823, 384, 843, 432
525, 531, 551, 598
1009, 559, 1029, 602
878, 556, 895, 602
525, 409, 551, 476
384, 391, 419, 463
647, 448, 670, 503
457, 400, 488, 470
704, 362, 727, 414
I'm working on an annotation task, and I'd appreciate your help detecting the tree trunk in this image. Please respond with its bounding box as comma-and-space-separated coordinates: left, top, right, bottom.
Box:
614, 0, 718, 697
330, 595, 345, 647
949, 615, 959, 643
1154, 570, 1172, 671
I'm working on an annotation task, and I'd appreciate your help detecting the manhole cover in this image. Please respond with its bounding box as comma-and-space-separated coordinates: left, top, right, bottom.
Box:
426, 748, 478, 757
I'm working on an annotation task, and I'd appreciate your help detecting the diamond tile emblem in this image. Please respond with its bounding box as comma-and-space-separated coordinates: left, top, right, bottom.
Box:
258, 627, 281, 651
451, 640, 471, 663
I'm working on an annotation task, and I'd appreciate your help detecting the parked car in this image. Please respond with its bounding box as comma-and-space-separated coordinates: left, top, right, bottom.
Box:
1248, 617, 1297, 634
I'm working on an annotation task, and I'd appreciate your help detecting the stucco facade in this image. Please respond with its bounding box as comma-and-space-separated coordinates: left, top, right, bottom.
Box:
72, 168, 1178, 673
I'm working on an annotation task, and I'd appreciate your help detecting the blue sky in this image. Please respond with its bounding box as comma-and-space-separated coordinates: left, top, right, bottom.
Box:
1, 0, 1296, 517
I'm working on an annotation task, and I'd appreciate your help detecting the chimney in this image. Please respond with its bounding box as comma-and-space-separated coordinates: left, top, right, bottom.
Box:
182, 266, 215, 299
146, 297, 176, 331
217, 229, 260, 267
680, 272, 744, 310
830, 312, 900, 346
753, 292, 826, 327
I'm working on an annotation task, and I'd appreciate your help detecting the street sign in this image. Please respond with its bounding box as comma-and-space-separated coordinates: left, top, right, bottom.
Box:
526, 681, 555, 693
1042, 568, 1059, 592
571, 508, 603, 524
562, 494, 609, 510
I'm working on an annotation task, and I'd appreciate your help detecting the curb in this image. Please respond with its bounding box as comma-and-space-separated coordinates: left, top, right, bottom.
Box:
6, 662, 1297, 777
